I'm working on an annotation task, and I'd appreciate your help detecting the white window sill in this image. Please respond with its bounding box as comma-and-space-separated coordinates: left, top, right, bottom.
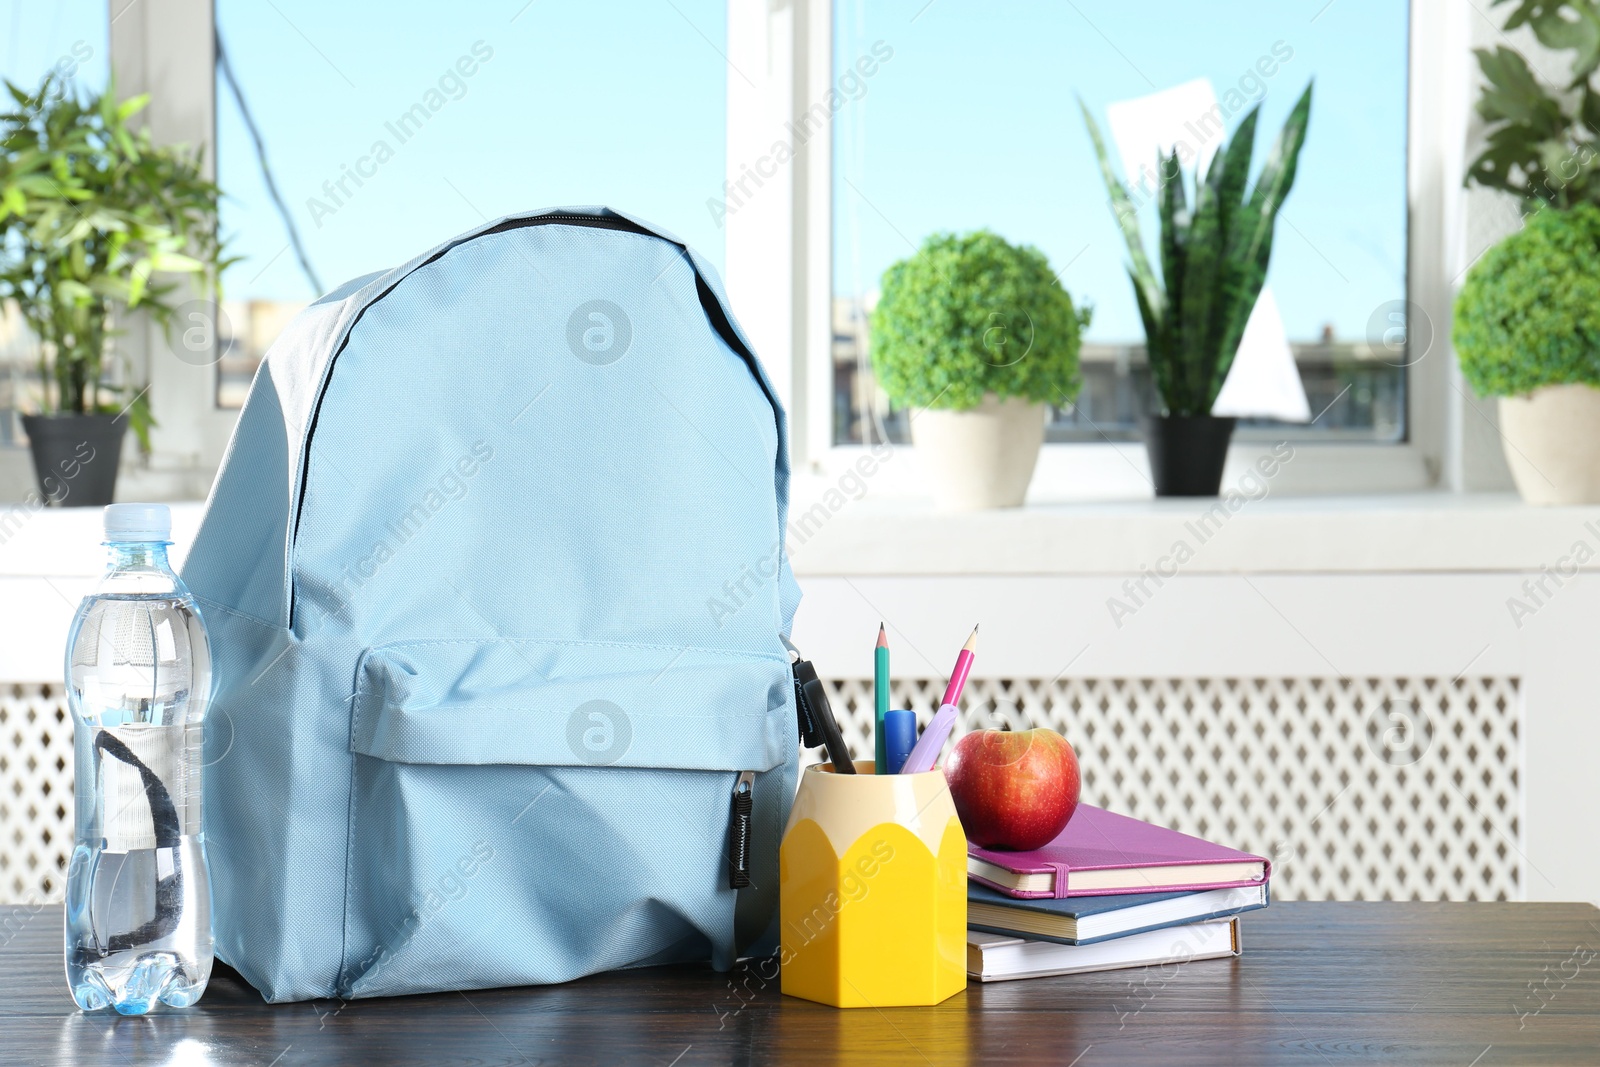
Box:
802, 439, 1436, 502
0, 446, 216, 512
6, 487, 1581, 582
786, 490, 1596, 576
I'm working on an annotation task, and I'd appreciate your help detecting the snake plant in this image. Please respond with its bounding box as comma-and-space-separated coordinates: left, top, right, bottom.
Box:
1083, 82, 1313, 417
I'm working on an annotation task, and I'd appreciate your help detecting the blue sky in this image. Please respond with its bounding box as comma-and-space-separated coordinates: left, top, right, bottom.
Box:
1, 1, 107, 97
212, 0, 728, 301
834, 0, 1409, 342
2, 1, 1407, 342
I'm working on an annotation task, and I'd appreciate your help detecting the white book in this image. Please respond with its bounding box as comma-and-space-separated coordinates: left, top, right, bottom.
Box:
966, 917, 1242, 983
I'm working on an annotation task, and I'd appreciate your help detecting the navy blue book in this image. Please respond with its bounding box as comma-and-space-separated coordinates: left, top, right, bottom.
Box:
967, 881, 1269, 946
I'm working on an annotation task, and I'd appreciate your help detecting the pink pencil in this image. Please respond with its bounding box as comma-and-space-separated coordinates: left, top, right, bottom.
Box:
940, 625, 979, 708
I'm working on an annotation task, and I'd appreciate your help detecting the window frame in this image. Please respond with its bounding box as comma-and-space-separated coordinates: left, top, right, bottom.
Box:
727, 0, 1486, 498
96, 0, 1492, 501
101, 0, 236, 490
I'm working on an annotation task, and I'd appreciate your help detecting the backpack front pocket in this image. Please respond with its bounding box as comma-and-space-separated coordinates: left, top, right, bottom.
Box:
339, 638, 794, 998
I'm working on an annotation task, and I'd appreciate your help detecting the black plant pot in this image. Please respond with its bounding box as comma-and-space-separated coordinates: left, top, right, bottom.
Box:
21, 413, 127, 507
1143, 414, 1237, 497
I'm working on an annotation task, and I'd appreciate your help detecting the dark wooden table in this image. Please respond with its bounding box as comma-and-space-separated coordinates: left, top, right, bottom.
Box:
4, 902, 1598, 1065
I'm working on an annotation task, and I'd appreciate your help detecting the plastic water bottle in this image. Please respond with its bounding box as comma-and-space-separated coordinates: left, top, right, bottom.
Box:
64, 504, 212, 1014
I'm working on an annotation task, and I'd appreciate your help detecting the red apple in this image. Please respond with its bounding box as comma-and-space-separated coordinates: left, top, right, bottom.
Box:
946, 728, 1080, 850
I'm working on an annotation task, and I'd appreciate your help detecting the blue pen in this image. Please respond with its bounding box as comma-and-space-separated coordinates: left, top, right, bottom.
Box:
882, 710, 917, 775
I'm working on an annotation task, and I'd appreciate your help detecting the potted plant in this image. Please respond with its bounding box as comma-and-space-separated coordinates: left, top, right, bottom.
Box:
1455, 3, 1600, 504
1083, 84, 1313, 496
1454, 204, 1600, 504
0, 76, 225, 506
869, 230, 1089, 510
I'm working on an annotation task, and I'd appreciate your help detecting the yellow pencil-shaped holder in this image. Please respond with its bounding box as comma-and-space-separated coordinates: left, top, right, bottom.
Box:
780, 760, 967, 1008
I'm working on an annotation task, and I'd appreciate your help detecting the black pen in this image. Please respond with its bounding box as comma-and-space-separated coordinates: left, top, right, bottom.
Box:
802, 675, 856, 774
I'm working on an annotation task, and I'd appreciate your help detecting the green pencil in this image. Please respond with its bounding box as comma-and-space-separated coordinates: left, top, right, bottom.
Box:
874, 624, 889, 774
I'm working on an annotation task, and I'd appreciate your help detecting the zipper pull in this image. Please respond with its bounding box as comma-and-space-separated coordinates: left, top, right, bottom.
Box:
781, 635, 824, 748
729, 770, 755, 889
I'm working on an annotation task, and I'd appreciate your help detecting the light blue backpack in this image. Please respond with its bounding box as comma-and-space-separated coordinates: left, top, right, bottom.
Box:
183, 207, 802, 1002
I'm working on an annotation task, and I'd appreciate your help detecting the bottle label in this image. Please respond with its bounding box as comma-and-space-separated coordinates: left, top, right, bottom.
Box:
94, 722, 203, 853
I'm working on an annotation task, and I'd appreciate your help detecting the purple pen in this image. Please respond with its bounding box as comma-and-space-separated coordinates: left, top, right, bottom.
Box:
899, 703, 958, 774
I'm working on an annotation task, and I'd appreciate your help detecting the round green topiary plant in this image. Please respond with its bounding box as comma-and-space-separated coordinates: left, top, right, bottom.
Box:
869, 230, 1090, 411
1454, 202, 1600, 397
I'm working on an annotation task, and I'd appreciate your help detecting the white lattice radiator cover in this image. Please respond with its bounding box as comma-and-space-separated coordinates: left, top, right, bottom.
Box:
2, 676, 1521, 904
2, 683, 73, 905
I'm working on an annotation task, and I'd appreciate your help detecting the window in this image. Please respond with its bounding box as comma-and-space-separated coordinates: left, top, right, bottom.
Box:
830, 0, 1409, 447
215, 0, 729, 406
0, 0, 108, 445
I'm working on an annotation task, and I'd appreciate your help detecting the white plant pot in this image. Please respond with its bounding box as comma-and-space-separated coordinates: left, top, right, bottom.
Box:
910, 395, 1046, 511
1497, 383, 1600, 505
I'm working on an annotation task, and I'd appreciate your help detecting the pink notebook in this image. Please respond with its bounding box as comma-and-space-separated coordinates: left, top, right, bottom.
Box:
967, 805, 1270, 899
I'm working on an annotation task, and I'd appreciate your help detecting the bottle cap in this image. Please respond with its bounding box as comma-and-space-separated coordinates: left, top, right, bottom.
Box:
103, 503, 171, 543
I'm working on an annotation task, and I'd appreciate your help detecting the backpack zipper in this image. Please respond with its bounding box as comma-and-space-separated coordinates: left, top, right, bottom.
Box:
477, 214, 653, 238
728, 637, 817, 891
728, 770, 755, 889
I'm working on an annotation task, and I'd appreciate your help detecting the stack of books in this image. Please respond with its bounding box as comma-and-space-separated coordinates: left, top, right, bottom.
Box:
964, 805, 1271, 982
